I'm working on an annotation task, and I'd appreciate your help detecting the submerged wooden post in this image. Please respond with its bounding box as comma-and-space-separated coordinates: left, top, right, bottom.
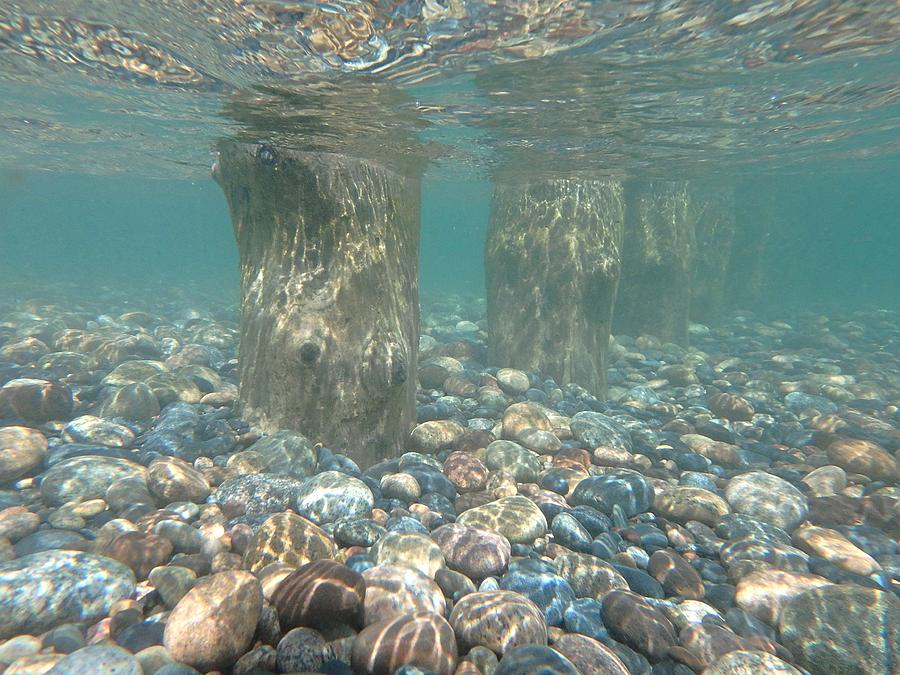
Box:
213, 142, 420, 467
485, 178, 625, 398
615, 181, 695, 345
689, 182, 737, 323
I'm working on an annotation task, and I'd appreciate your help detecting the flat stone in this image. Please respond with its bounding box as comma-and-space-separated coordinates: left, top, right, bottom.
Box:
496, 368, 531, 396
648, 549, 705, 600
0, 378, 73, 424
213, 473, 304, 517
163, 570, 262, 671
552, 634, 630, 675
409, 420, 465, 453
495, 645, 579, 675
501, 402, 552, 441
443, 452, 489, 493
654, 486, 730, 527
100, 383, 160, 421
779, 585, 899, 675
102, 360, 168, 386
245, 431, 317, 479
147, 458, 211, 504
272, 559, 365, 630
485, 440, 542, 483
735, 569, 832, 626
0, 550, 135, 639
45, 644, 140, 675
827, 439, 898, 482
568, 470, 654, 517
800, 465, 847, 498
554, 552, 628, 600
569, 412, 632, 452
704, 650, 801, 675
602, 590, 677, 662
792, 524, 881, 575
61, 415, 135, 447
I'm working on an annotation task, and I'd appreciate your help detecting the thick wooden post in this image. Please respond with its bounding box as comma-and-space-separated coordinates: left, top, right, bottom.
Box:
214, 142, 420, 467
485, 178, 624, 398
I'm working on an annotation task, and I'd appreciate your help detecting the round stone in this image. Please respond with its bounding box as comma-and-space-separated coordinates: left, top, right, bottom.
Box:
704, 650, 801, 675
271, 559, 365, 630
0, 550, 135, 639
496, 368, 531, 396
40, 456, 146, 507
409, 420, 465, 453
707, 393, 755, 421
554, 552, 628, 600
0, 378, 73, 424
61, 415, 135, 447
654, 487, 730, 527
0, 427, 47, 484
569, 412, 632, 452
501, 402, 552, 441
103, 360, 168, 386
432, 522, 511, 580
361, 565, 446, 626
242, 512, 336, 573
457, 496, 547, 544
245, 431, 317, 479
735, 569, 832, 626
213, 474, 303, 517
100, 383, 160, 421
380, 473, 421, 502
372, 531, 445, 578
499, 563, 576, 626
792, 524, 881, 575
295, 471, 374, 525
648, 549, 705, 600
450, 591, 548, 656
602, 590, 677, 662
552, 634, 630, 675
443, 452, 489, 493
163, 571, 262, 672
495, 645, 579, 675
147, 458, 211, 504
102, 531, 173, 580
568, 470, 654, 517
275, 627, 326, 673
44, 645, 140, 675
826, 439, 898, 482
725, 472, 808, 532
351, 612, 457, 675
779, 585, 899, 675
418, 357, 464, 389
800, 465, 847, 498
485, 440, 542, 483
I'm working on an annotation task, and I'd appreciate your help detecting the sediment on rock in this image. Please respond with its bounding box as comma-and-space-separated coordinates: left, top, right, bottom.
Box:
615, 181, 695, 345
485, 178, 624, 398
214, 142, 421, 467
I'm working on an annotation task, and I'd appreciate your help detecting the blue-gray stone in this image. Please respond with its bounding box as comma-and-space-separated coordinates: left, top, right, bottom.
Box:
499, 567, 576, 626
551, 513, 593, 554
563, 598, 609, 643
495, 645, 579, 675
214, 473, 303, 517
568, 470, 654, 517
569, 412, 632, 451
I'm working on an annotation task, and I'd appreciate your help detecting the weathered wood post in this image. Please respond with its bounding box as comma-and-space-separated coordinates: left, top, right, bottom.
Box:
214, 143, 421, 467
485, 178, 625, 398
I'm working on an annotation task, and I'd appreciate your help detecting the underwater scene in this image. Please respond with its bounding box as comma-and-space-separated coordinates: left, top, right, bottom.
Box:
1, 2, 899, 674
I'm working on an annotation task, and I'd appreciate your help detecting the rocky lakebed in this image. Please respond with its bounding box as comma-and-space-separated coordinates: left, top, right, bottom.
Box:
0, 285, 898, 675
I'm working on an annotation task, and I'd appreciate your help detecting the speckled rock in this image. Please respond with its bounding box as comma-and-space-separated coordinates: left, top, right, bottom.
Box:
213, 474, 304, 517
602, 590, 677, 662
725, 472, 808, 532
45, 644, 141, 675
147, 458, 211, 504
0, 427, 47, 484
735, 569, 832, 626
361, 565, 446, 625
40, 456, 145, 507
779, 585, 899, 675
0, 550, 135, 639
295, 471, 374, 525
450, 591, 548, 656
275, 627, 326, 673
457, 496, 547, 544
654, 487, 730, 527
245, 431, 317, 479
372, 531, 445, 578
352, 612, 457, 675
242, 512, 336, 573
568, 470, 654, 517
163, 570, 262, 671
272, 559, 365, 630
432, 523, 511, 580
